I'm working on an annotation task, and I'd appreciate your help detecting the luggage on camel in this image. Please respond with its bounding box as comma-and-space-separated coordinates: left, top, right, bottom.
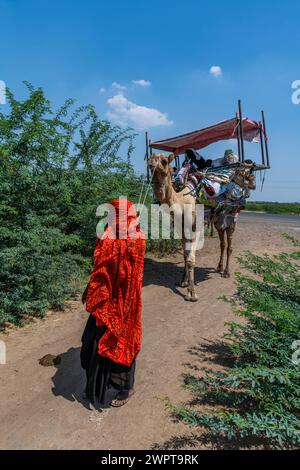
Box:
174, 148, 256, 219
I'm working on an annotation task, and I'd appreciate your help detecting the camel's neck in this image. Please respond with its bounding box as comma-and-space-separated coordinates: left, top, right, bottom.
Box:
153, 174, 178, 206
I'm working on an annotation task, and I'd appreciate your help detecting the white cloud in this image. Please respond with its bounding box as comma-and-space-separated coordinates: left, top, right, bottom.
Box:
106, 93, 173, 130
112, 81, 126, 91
209, 65, 222, 77
99, 87, 106, 94
132, 79, 151, 87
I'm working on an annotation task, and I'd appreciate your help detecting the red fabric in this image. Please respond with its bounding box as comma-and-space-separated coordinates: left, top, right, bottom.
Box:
86, 200, 146, 366
150, 117, 260, 155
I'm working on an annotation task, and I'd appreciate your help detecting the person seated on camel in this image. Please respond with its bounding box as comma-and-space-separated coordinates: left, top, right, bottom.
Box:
212, 149, 239, 168
184, 148, 212, 172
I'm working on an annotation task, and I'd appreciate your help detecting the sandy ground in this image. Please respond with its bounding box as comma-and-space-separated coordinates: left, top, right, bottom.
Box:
0, 214, 299, 450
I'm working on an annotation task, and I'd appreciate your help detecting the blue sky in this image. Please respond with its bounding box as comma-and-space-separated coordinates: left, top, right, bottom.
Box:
1, 0, 300, 201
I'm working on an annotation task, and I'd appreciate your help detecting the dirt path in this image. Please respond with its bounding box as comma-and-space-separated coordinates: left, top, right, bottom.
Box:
0, 215, 299, 450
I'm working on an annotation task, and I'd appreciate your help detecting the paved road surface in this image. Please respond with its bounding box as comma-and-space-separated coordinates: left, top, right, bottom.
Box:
241, 211, 300, 224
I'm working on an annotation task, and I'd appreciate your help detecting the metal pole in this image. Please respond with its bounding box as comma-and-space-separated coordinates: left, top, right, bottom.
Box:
261, 111, 270, 168
145, 131, 150, 183
236, 112, 241, 162
259, 122, 265, 166
238, 99, 245, 163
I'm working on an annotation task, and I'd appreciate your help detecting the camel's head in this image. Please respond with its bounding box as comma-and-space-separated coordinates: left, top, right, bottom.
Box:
246, 173, 256, 190
147, 153, 175, 202
148, 153, 175, 181
235, 163, 257, 190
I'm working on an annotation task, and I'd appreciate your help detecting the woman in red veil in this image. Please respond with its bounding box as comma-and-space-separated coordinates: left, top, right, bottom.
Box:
81, 199, 146, 408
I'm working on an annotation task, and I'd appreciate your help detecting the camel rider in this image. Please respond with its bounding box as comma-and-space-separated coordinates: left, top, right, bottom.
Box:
184, 148, 212, 172
174, 148, 211, 191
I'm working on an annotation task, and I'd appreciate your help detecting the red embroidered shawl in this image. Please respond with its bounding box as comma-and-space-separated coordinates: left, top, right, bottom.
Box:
86, 200, 146, 366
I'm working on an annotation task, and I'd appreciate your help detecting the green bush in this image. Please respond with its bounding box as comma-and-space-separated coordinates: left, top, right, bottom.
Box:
176, 236, 300, 448
246, 201, 300, 215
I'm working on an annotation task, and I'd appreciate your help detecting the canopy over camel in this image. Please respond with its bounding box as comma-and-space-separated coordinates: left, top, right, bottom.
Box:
148, 100, 270, 167
150, 117, 260, 156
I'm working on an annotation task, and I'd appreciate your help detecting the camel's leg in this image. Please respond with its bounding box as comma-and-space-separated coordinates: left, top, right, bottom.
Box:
216, 229, 226, 274
180, 251, 189, 288
222, 223, 236, 278
184, 243, 198, 302
210, 210, 215, 238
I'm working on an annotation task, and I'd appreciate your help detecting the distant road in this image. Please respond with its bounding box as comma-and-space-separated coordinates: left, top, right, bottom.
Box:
241, 211, 300, 225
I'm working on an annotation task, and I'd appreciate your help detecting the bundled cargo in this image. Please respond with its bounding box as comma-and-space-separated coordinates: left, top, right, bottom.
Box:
197, 157, 256, 210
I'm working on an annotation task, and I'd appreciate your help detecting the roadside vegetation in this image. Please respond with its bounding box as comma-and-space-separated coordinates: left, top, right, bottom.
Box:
175, 235, 300, 449
0, 82, 142, 327
0, 82, 181, 328
246, 201, 300, 216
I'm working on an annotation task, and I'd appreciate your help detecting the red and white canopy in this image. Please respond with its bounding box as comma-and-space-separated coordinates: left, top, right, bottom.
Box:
150, 117, 260, 155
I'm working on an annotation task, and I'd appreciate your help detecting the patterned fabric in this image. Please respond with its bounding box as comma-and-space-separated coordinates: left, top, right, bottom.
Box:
86, 200, 146, 367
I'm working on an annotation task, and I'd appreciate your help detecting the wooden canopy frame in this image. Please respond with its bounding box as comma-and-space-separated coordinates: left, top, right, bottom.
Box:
145, 100, 271, 181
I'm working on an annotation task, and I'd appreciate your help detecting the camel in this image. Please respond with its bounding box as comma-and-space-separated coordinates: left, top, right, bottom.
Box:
213, 210, 236, 279
148, 154, 256, 291
148, 154, 201, 302
211, 164, 256, 278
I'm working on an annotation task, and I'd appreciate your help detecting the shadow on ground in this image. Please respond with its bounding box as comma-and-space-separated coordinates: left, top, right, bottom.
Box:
143, 257, 215, 298
151, 431, 270, 450
51, 346, 92, 411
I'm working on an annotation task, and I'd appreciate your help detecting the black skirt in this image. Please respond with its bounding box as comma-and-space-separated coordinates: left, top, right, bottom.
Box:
80, 314, 135, 409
